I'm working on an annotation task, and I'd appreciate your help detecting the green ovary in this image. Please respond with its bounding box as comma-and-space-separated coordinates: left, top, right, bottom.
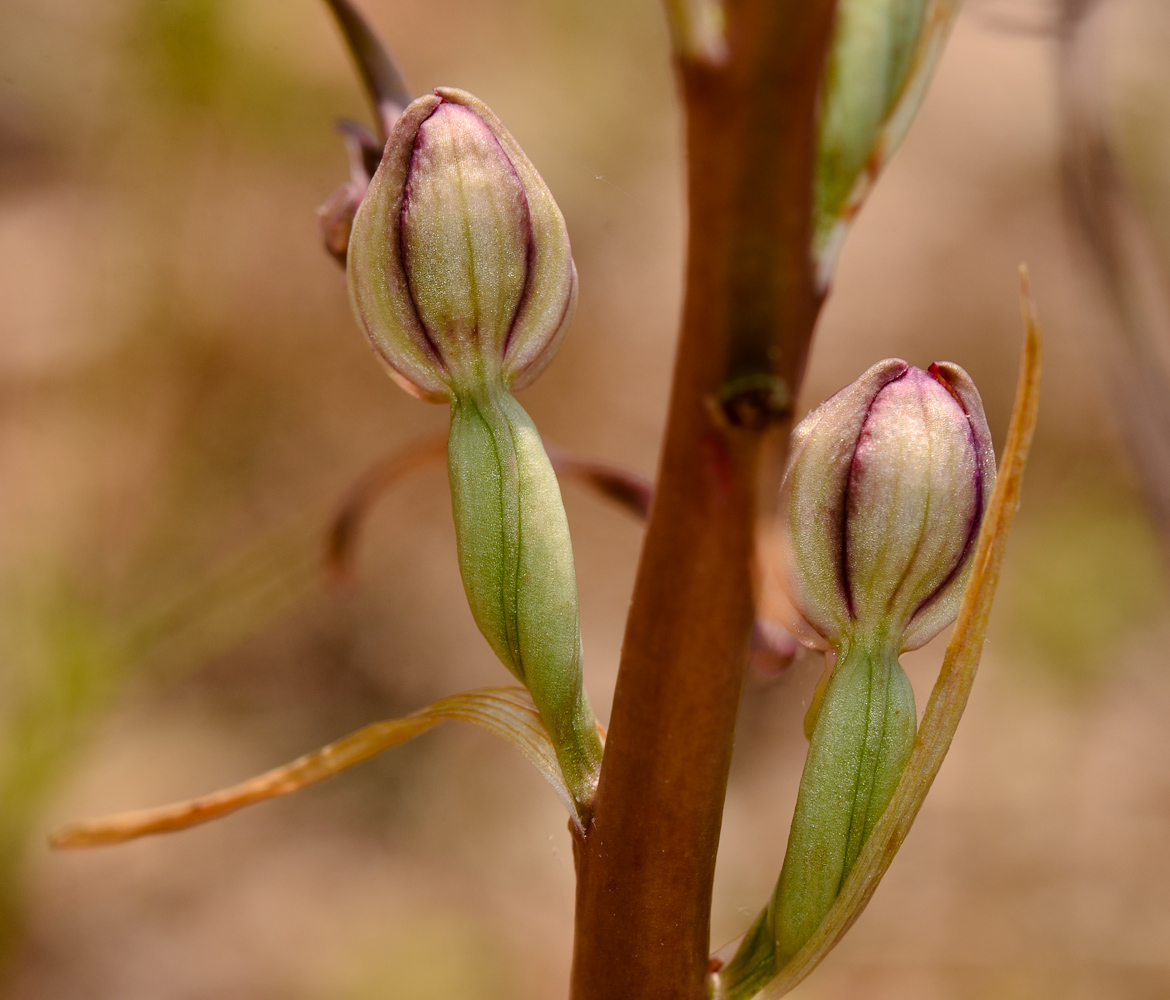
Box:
446, 384, 602, 808
769, 639, 916, 963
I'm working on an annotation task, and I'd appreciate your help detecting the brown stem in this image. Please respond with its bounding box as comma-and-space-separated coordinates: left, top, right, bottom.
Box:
569, 3, 837, 999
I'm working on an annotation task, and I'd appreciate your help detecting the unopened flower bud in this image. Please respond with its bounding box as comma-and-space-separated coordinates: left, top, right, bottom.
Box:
347, 87, 577, 402
764, 358, 995, 966
778, 359, 995, 653
815, 0, 960, 286
344, 88, 599, 807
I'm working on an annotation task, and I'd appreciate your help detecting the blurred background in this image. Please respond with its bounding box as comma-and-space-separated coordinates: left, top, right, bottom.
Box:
1, 0, 1169, 997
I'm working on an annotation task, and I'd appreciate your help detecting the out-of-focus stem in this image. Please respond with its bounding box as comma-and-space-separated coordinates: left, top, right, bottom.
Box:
1058, 0, 1170, 564
322, 0, 411, 136
568, 2, 838, 998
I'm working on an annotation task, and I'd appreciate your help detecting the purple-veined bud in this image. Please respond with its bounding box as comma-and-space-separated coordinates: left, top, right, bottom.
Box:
727, 358, 999, 972
346, 88, 577, 402
344, 88, 600, 805
777, 358, 996, 653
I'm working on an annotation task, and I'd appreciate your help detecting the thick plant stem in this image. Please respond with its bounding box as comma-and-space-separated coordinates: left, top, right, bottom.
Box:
568, 3, 838, 999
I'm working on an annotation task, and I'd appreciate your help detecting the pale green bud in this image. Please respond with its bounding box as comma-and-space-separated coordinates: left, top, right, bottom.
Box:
347, 88, 577, 401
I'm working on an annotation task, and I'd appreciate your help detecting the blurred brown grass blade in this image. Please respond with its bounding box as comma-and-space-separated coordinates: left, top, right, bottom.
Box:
326, 434, 448, 586
49, 686, 578, 848
1058, 0, 1170, 564
749, 270, 1042, 999
326, 437, 655, 585
545, 448, 654, 521
323, 0, 412, 138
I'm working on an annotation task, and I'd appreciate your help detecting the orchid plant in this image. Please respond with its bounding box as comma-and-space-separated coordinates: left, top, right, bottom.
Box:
51, 1, 1042, 998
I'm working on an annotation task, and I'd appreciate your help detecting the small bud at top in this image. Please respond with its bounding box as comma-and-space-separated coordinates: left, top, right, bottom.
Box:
813, 0, 960, 288
778, 359, 995, 653
347, 88, 577, 402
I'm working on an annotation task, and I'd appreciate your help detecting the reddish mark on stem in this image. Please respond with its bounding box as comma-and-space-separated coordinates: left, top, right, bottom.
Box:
700, 430, 735, 502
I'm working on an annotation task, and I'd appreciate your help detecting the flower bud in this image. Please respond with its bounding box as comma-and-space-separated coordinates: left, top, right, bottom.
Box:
777, 359, 995, 653
344, 88, 599, 806
815, 0, 960, 286
762, 358, 995, 967
347, 88, 577, 402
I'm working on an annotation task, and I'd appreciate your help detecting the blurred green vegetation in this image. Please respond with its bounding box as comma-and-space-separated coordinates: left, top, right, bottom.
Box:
1000, 447, 1168, 687
342, 918, 516, 1000
0, 582, 117, 959
125, 0, 358, 149
0, 0, 352, 967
